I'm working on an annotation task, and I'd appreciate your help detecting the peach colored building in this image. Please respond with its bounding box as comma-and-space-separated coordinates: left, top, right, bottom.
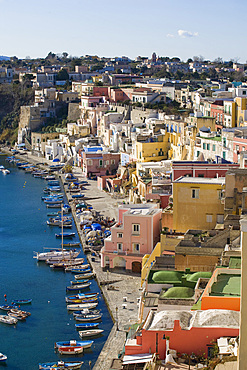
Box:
101, 204, 162, 273
125, 309, 239, 359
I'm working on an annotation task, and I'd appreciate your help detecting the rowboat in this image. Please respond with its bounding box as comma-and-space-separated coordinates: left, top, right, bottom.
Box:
78, 329, 104, 338
39, 361, 83, 369
66, 292, 97, 300
12, 299, 32, 305
66, 297, 97, 304
0, 353, 7, 362
65, 264, 89, 272
72, 309, 100, 316
47, 212, 59, 217
70, 279, 89, 285
75, 322, 99, 330
0, 304, 18, 311
74, 313, 102, 322
8, 308, 31, 316
0, 315, 18, 324
50, 258, 85, 269
44, 199, 63, 204
70, 268, 91, 274
58, 346, 83, 355
66, 282, 91, 291
67, 302, 98, 311
62, 242, 80, 248
55, 340, 94, 350
75, 273, 94, 280
8, 311, 27, 321
56, 232, 75, 238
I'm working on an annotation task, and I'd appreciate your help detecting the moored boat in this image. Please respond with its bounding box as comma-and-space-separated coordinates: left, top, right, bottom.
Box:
12, 299, 32, 305
56, 232, 75, 238
67, 302, 98, 311
0, 353, 7, 362
34, 250, 79, 261
70, 279, 89, 285
0, 304, 18, 311
39, 361, 83, 369
0, 315, 18, 324
75, 273, 94, 280
75, 322, 99, 330
78, 329, 104, 338
55, 340, 93, 350
74, 313, 102, 322
58, 346, 83, 355
66, 282, 91, 291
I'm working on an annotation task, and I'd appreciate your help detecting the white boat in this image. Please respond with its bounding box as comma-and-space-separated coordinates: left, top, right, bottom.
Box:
65, 264, 89, 272
2, 169, 10, 175
0, 315, 18, 324
67, 302, 98, 311
0, 353, 7, 362
33, 250, 80, 261
78, 329, 104, 338
58, 346, 83, 355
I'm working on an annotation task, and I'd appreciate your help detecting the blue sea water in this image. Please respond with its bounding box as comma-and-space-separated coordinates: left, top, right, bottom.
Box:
0, 156, 113, 370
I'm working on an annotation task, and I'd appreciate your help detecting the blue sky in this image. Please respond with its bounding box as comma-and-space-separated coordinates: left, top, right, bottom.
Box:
0, 0, 246, 62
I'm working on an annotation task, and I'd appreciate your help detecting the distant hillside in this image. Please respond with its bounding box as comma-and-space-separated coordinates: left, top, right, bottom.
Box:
0, 56, 10, 61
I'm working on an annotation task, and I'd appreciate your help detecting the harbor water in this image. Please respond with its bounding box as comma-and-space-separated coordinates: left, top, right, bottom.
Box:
0, 155, 113, 370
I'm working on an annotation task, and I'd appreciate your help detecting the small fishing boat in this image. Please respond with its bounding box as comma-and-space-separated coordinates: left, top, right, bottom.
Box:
78, 329, 104, 338
8, 308, 31, 316
50, 258, 85, 269
2, 169, 10, 174
67, 293, 98, 300
39, 361, 83, 369
67, 302, 98, 311
66, 282, 91, 291
47, 212, 59, 217
70, 268, 91, 274
58, 346, 83, 355
0, 353, 7, 362
74, 313, 102, 322
0, 304, 18, 311
65, 264, 89, 272
8, 311, 27, 321
70, 279, 89, 285
44, 199, 63, 205
55, 340, 94, 350
66, 297, 97, 304
56, 232, 75, 238
12, 299, 32, 305
72, 309, 100, 316
72, 194, 85, 199
62, 242, 80, 248
44, 175, 56, 180
75, 273, 94, 280
75, 322, 99, 330
0, 315, 18, 325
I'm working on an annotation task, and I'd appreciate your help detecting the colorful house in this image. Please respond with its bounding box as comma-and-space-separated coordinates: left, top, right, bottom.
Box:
134, 134, 169, 162
172, 176, 225, 233
101, 204, 162, 273
125, 309, 239, 359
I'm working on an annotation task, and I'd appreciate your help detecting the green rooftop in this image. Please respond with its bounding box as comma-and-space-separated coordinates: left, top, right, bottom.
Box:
229, 257, 241, 269
160, 287, 194, 299
209, 274, 241, 297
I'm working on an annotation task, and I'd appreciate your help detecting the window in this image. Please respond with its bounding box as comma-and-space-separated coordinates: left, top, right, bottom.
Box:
87, 159, 93, 166
117, 243, 123, 251
236, 145, 240, 152
207, 144, 210, 150
132, 224, 140, 235
217, 190, 224, 200
99, 159, 103, 167
217, 214, 224, 223
206, 214, 213, 223
105, 160, 109, 166
243, 90, 247, 95
212, 144, 216, 151
132, 243, 140, 252
198, 174, 204, 178
242, 147, 245, 152
203, 143, 206, 150
117, 233, 123, 238
111, 159, 115, 165
191, 189, 199, 199
223, 151, 226, 159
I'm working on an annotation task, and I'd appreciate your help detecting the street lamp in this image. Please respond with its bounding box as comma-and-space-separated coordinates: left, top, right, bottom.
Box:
116, 306, 119, 331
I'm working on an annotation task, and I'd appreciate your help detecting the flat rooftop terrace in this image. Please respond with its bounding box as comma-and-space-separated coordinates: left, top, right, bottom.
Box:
209, 273, 241, 297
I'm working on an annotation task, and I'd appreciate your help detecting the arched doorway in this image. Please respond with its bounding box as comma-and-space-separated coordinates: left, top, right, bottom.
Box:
132, 261, 141, 273
113, 256, 126, 270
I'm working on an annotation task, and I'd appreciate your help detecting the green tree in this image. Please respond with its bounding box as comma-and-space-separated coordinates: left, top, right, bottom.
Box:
56, 68, 69, 81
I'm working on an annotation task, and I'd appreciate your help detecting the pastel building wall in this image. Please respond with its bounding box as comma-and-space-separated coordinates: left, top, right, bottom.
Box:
101, 204, 162, 273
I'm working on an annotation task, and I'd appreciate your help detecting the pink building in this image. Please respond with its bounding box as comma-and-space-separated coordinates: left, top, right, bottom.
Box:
172, 160, 239, 181
101, 204, 162, 273
79, 146, 120, 178
125, 309, 239, 359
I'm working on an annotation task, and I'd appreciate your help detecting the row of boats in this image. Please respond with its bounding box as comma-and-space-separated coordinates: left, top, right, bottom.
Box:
37, 174, 104, 370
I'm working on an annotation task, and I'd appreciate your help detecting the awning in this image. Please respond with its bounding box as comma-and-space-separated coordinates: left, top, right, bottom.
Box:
122, 354, 153, 365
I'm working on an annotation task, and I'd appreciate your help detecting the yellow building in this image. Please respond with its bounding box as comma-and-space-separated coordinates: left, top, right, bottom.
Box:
172, 176, 225, 233
235, 97, 247, 126
92, 75, 103, 83
135, 134, 169, 162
